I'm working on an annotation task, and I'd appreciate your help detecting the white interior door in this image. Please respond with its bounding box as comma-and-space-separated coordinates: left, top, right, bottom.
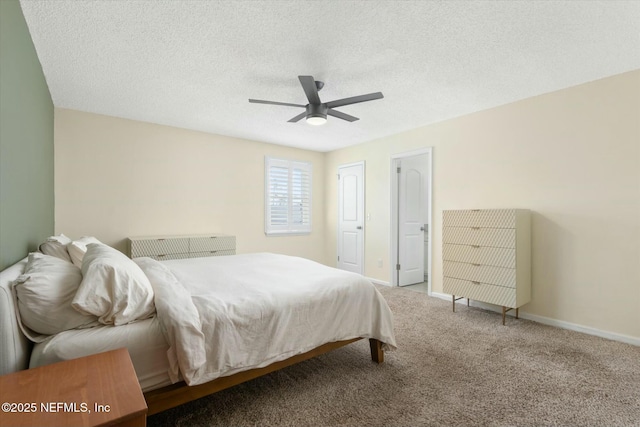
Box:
338, 162, 364, 275
398, 155, 428, 286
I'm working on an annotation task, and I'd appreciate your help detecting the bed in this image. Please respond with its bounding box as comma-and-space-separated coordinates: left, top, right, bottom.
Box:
0, 240, 396, 415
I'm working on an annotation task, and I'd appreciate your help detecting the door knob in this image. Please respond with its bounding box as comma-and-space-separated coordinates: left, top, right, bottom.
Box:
420, 226, 425, 231
357, 226, 363, 230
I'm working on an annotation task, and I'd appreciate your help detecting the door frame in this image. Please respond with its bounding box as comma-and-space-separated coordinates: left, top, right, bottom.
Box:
389, 148, 433, 293
337, 161, 365, 275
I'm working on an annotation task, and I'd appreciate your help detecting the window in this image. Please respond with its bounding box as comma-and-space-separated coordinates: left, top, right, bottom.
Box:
265, 157, 312, 235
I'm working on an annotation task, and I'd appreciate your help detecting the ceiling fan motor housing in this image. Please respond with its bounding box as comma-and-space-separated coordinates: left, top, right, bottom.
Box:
306, 103, 327, 120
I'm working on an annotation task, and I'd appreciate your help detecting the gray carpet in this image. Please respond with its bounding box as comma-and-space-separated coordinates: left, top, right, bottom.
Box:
148, 285, 640, 426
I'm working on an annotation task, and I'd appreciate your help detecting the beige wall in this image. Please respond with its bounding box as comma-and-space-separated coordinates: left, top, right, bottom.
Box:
324, 70, 640, 339
54, 109, 326, 262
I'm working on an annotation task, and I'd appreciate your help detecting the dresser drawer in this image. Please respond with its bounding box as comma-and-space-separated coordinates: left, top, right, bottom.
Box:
190, 250, 235, 258
130, 238, 189, 257
443, 227, 515, 248
443, 244, 515, 268
443, 209, 515, 228
152, 253, 191, 261
444, 261, 515, 288
443, 277, 516, 308
190, 236, 235, 252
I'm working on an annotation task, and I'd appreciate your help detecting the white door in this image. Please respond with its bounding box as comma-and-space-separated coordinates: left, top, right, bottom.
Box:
338, 162, 364, 275
398, 155, 428, 286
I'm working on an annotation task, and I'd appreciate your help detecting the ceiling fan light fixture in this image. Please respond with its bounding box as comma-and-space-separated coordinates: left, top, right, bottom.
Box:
306, 115, 327, 126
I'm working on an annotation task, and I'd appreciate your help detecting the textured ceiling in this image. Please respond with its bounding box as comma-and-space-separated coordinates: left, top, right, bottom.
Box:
20, 0, 640, 152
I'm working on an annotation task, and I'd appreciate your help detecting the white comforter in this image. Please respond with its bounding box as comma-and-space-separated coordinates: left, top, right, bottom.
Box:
135, 253, 396, 386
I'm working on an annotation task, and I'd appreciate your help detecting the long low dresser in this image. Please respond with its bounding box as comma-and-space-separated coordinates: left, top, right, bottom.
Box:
127, 234, 235, 260
442, 209, 531, 325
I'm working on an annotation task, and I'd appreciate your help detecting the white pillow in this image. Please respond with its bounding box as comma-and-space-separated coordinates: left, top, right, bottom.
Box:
67, 236, 103, 267
72, 243, 155, 326
38, 234, 72, 262
12, 252, 98, 341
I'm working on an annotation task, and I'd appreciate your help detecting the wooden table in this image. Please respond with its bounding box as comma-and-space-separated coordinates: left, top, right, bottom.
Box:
0, 348, 147, 427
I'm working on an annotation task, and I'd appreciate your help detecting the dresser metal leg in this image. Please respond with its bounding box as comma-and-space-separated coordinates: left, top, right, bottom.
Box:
502, 306, 519, 325
452, 295, 465, 312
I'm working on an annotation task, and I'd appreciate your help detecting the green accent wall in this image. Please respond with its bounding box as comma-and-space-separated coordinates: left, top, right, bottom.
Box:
0, 0, 54, 270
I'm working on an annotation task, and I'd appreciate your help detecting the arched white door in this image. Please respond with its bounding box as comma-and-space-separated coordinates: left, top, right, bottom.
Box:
397, 154, 428, 286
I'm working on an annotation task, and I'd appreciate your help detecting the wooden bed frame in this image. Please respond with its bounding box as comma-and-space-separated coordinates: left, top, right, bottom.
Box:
144, 338, 384, 415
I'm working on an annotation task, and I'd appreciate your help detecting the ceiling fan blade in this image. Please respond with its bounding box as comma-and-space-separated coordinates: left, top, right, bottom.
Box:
325, 92, 384, 109
287, 111, 307, 123
298, 76, 321, 105
249, 99, 305, 108
327, 109, 359, 122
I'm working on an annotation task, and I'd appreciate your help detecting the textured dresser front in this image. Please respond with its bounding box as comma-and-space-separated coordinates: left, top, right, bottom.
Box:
128, 235, 236, 260
188, 235, 235, 258
442, 209, 531, 322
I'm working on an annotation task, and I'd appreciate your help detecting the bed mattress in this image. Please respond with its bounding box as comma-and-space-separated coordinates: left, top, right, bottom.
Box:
29, 316, 172, 392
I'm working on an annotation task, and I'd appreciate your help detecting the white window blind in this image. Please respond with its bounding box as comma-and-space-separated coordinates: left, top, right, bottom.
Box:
265, 157, 312, 235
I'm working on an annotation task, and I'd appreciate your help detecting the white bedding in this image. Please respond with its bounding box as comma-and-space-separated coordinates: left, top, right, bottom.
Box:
29, 316, 172, 392
136, 253, 397, 386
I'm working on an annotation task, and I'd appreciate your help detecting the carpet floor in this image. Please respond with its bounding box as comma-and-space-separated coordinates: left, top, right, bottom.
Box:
148, 285, 640, 427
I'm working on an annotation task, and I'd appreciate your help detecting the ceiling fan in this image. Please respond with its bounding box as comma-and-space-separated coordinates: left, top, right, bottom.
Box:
249, 75, 383, 125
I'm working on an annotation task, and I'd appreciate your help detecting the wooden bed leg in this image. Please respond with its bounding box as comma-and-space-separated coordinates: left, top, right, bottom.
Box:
369, 339, 384, 364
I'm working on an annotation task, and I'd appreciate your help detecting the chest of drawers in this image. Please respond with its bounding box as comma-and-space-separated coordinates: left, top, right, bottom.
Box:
127, 234, 236, 260
442, 209, 531, 324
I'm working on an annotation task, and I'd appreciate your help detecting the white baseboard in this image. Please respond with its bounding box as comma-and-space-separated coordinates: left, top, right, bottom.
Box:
430, 292, 639, 347
368, 277, 391, 287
